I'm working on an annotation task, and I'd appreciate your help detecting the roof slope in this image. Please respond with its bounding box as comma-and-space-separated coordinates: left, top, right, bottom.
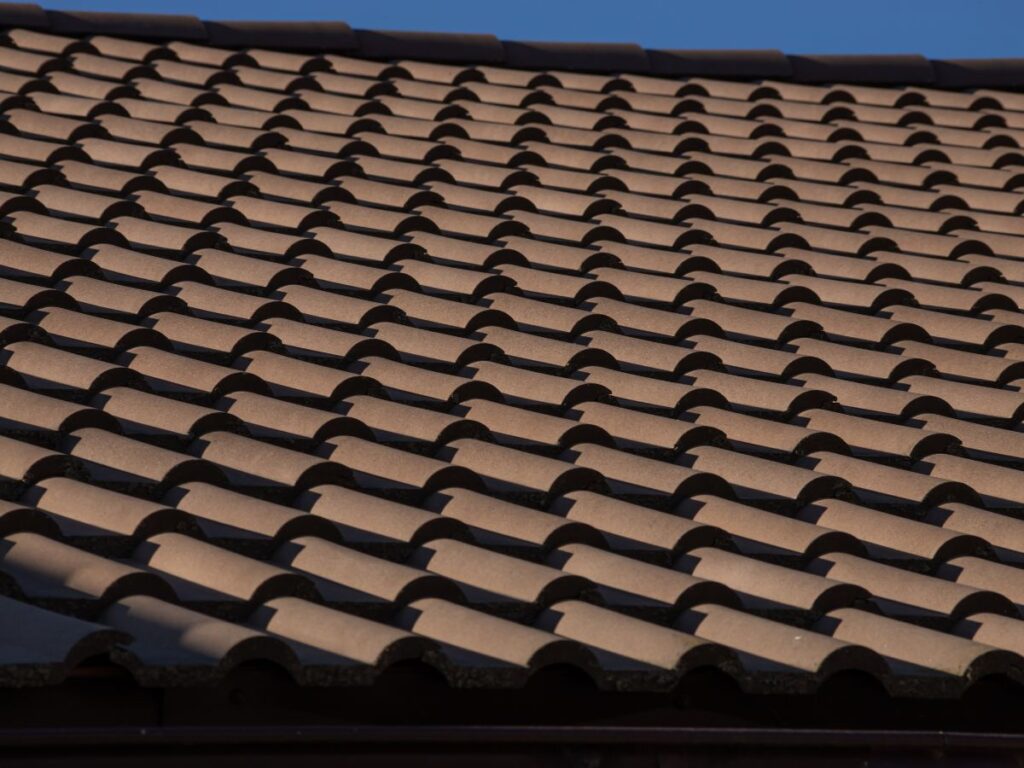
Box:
0, 2, 1023, 725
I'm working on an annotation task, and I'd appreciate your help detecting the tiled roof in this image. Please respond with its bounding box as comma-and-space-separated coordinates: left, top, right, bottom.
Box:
2, 3, 1024, 723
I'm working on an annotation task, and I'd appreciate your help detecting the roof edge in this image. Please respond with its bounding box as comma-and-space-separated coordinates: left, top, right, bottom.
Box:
1, 2, 1022, 88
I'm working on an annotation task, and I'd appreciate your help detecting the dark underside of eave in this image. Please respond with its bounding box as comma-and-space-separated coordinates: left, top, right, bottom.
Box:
3, 685, 1024, 767
4, 660, 1024, 733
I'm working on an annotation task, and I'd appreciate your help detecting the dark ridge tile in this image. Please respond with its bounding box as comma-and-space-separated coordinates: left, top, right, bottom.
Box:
647, 49, 789, 78
501, 41, 646, 73
788, 54, 933, 84
933, 58, 1024, 89
45, 9, 203, 39
204, 20, 355, 52
355, 30, 502, 64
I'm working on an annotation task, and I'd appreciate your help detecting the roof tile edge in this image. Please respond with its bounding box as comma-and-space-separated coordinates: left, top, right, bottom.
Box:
0, 1, 1022, 88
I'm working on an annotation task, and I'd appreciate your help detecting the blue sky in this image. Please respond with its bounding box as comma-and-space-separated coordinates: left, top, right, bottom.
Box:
42, 0, 1023, 59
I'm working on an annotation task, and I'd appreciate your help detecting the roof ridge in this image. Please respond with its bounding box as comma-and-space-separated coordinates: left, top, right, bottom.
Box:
1, 2, 1022, 88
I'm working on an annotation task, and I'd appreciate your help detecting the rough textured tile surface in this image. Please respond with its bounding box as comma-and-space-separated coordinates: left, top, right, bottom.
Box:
1, 7, 1024, 732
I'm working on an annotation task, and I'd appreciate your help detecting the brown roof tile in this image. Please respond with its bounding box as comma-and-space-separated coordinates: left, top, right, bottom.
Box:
3, 13, 1024, 718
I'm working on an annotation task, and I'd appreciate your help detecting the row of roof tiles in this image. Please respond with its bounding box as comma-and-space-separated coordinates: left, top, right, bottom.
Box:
0, 21, 1023, 705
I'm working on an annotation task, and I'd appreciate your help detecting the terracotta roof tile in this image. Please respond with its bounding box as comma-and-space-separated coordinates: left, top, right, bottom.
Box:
1, 13, 1024, 717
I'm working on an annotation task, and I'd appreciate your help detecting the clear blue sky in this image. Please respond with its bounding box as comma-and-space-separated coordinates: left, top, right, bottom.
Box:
42, 0, 1023, 59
